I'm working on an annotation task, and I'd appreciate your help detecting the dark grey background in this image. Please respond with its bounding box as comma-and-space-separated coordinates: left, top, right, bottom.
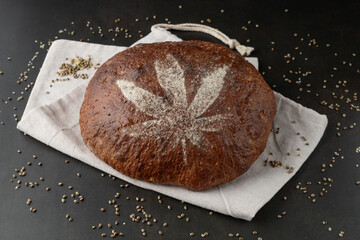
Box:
0, 0, 359, 239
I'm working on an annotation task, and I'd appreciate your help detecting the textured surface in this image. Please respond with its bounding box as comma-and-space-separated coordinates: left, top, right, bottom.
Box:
80, 41, 276, 190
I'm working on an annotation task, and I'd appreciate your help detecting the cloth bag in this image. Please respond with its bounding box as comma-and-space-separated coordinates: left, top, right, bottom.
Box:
17, 25, 328, 221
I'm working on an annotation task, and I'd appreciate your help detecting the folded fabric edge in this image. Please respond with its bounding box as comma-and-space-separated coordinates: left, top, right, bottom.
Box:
17, 80, 88, 138
215, 92, 329, 221
274, 92, 328, 126
131, 27, 182, 46
240, 137, 328, 221
51, 38, 125, 49
244, 105, 328, 221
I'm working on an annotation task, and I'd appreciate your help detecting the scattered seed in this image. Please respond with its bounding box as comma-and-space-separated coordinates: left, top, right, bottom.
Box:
29, 207, 37, 213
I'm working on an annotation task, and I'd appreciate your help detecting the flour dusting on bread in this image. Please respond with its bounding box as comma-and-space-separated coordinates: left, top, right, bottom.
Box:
117, 54, 230, 163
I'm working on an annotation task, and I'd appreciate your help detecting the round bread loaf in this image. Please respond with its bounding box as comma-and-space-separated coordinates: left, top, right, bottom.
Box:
80, 40, 276, 191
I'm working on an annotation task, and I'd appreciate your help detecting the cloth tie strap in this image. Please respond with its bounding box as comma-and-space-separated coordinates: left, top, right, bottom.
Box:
151, 23, 254, 56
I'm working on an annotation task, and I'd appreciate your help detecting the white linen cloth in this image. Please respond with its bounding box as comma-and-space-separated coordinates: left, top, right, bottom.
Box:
17, 27, 328, 221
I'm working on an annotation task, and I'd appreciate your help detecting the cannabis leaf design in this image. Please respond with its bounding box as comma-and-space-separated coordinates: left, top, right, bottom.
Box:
116, 54, 231, 163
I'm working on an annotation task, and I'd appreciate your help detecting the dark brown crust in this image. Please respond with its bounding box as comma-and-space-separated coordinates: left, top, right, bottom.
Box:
79, 41, 276, 191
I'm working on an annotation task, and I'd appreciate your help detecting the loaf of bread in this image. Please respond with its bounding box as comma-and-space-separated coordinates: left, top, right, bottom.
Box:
80, 41, 276, 191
